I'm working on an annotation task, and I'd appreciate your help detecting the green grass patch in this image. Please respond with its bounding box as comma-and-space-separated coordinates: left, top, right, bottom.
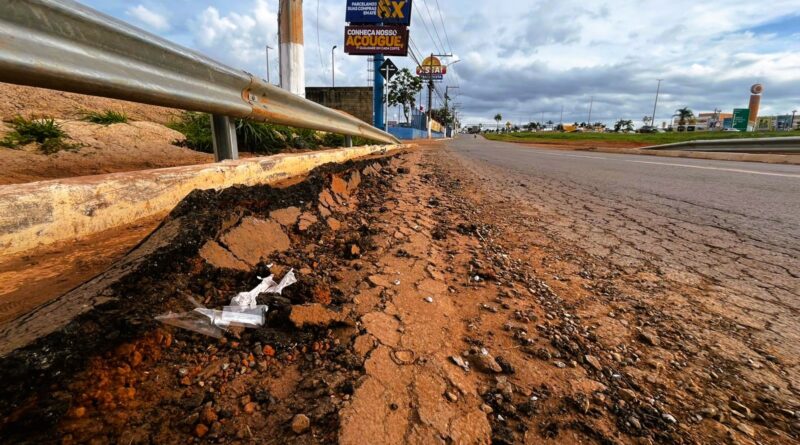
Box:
1, 116, 81, 154
81, 110, 129, 125
168, 112, 369, 154
485, 130, 799, 146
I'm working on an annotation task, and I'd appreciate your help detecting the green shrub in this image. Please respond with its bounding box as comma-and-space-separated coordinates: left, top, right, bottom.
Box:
167, 112, 214, 153
81, 110, 129, 125
167, 112, 369, 154
1, 116, 80, 154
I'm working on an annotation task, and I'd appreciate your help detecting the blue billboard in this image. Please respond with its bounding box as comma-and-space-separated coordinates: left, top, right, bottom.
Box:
346, 0, 413, 26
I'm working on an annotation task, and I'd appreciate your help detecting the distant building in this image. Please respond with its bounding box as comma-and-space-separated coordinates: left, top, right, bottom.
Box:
672, 112, 732, 130
305, 87, 373, 125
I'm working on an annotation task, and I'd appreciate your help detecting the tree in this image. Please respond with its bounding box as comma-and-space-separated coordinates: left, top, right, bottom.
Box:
430, 108, 454, 126
494, 113, 503, 131
614, 119, 634, 132
673, 107, 694, 130
387, 69, 423, 124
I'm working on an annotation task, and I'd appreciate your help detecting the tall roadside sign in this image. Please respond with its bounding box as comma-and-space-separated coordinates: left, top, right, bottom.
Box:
343, 0, 413, 130
417, 55, 448, 138
732, 108, 750, 132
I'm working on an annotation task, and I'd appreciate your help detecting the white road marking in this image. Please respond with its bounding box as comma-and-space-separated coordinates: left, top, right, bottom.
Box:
531, 151, 800, 179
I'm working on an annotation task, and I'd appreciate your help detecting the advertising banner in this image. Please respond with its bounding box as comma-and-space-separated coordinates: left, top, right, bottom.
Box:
732, 108, 750, 131
344, 25, 409, 56
416, 56, 447, 81
346, 0, 413, 26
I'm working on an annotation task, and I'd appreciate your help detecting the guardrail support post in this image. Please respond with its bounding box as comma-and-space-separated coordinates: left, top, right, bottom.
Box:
345, 135, 353, 147
211, 115, 239, 161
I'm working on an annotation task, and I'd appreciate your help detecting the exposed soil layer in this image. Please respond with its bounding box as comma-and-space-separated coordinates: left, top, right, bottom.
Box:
1, 145, 797, 445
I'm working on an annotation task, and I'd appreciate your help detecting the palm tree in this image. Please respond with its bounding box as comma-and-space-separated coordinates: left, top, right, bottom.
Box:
674, 107, 694, 131
494, 113, 502, 131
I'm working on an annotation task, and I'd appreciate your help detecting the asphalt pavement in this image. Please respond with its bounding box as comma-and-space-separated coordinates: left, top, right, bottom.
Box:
447, 136, 800, 244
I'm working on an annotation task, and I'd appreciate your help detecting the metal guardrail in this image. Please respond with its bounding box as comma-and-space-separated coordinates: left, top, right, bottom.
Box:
0, 0, 399, 160
644, 136, 800, 153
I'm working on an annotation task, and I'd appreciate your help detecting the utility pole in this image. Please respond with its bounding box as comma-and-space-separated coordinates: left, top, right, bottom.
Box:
278, 0, 305, 96
425, 53, 453, 138
588, 96, 594, 127
265, 45, 273, 84
445, 86, 459, 137
651, 79, 663, 128
792, 110, 797, 131
560, 105, 564, 125
331, 45, 337, 88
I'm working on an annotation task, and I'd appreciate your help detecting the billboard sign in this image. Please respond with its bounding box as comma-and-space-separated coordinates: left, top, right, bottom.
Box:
777, 115, 792, 130
344, 25, 409, 56
416, 56, 447, 81
346, 0, 413, 25
732, 108, 750, 131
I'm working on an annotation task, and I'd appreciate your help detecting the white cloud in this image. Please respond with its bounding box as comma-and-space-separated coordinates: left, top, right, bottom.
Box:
191, 0, 278, 75
126, 5, 170, 32
89, 0, 800, 126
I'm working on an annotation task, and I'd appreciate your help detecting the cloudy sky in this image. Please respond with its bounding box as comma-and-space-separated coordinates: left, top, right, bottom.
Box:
80, 0, 800, 127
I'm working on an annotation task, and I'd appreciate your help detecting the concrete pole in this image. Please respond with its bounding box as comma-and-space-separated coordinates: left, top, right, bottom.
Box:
279, 0, 305, 97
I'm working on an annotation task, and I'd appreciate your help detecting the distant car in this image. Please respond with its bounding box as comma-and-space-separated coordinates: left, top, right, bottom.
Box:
722, 128, 740, 132
638, 126, 662, 133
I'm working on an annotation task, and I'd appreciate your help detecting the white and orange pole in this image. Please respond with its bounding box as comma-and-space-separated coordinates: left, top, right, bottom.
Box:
279, 0, 305, 97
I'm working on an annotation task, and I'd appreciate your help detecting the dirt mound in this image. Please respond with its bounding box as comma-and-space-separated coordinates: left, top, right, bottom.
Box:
0, 82, 179, 125
0, 120, 211, 184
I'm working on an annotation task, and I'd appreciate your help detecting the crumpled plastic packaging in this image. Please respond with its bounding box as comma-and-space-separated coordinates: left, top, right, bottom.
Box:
157, 269, 297, 337
230, 270, 297, 309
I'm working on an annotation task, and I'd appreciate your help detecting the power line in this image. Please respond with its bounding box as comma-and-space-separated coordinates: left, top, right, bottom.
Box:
433, 0, 453, 54
419, 0, 447, 54
412, 2, 443, 55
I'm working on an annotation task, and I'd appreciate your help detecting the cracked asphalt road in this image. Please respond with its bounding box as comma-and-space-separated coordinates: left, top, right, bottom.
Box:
446, 137, 800, 414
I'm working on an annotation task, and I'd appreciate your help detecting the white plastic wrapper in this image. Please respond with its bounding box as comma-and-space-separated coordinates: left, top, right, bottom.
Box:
157, 270, 297, 337
230, 269, 297, 309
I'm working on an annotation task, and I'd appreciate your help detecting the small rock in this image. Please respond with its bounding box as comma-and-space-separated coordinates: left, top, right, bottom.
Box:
584, 355, 603, 371
367, 275, 391, 288
554, 361, 566, 369
424, 297, 434, 303
629, 416, 642, 429
391, 350, 415, 365
473, 353, 503, 374
243, 402, 257, 414
730, 401, 752, 418
194, 424, 209, 438
618, 388, 637, 402
200, 406, 218, 424
699, 406, 719, 419
481, 404, 494, 414
450, 355, 470, 371
662, 413, 677, 424
291, 414, 311, 434
736, 422, 755, 438
445, 392, 458, 403
638, 331, 660, 347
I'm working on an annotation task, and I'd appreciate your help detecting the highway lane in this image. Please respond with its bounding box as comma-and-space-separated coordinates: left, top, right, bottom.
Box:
445, 135, 800, 350
447, 137, 800, 246
440, 136, 800, 413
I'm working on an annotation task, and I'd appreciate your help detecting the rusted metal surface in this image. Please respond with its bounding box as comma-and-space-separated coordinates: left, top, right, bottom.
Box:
0, 0, 398, 144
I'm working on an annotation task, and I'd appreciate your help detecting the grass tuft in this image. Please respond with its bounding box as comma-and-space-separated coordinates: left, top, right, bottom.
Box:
81, 110, 129, 125
1, 116, 81, 154
168, 112, 369, 154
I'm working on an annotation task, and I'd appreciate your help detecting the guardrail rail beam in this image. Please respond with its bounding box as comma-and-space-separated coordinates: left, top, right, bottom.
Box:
0, 0, 399, 146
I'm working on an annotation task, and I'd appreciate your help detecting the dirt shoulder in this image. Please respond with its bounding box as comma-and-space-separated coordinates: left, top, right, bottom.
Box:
0, 145, 795, 444
485, 137, 800, 165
